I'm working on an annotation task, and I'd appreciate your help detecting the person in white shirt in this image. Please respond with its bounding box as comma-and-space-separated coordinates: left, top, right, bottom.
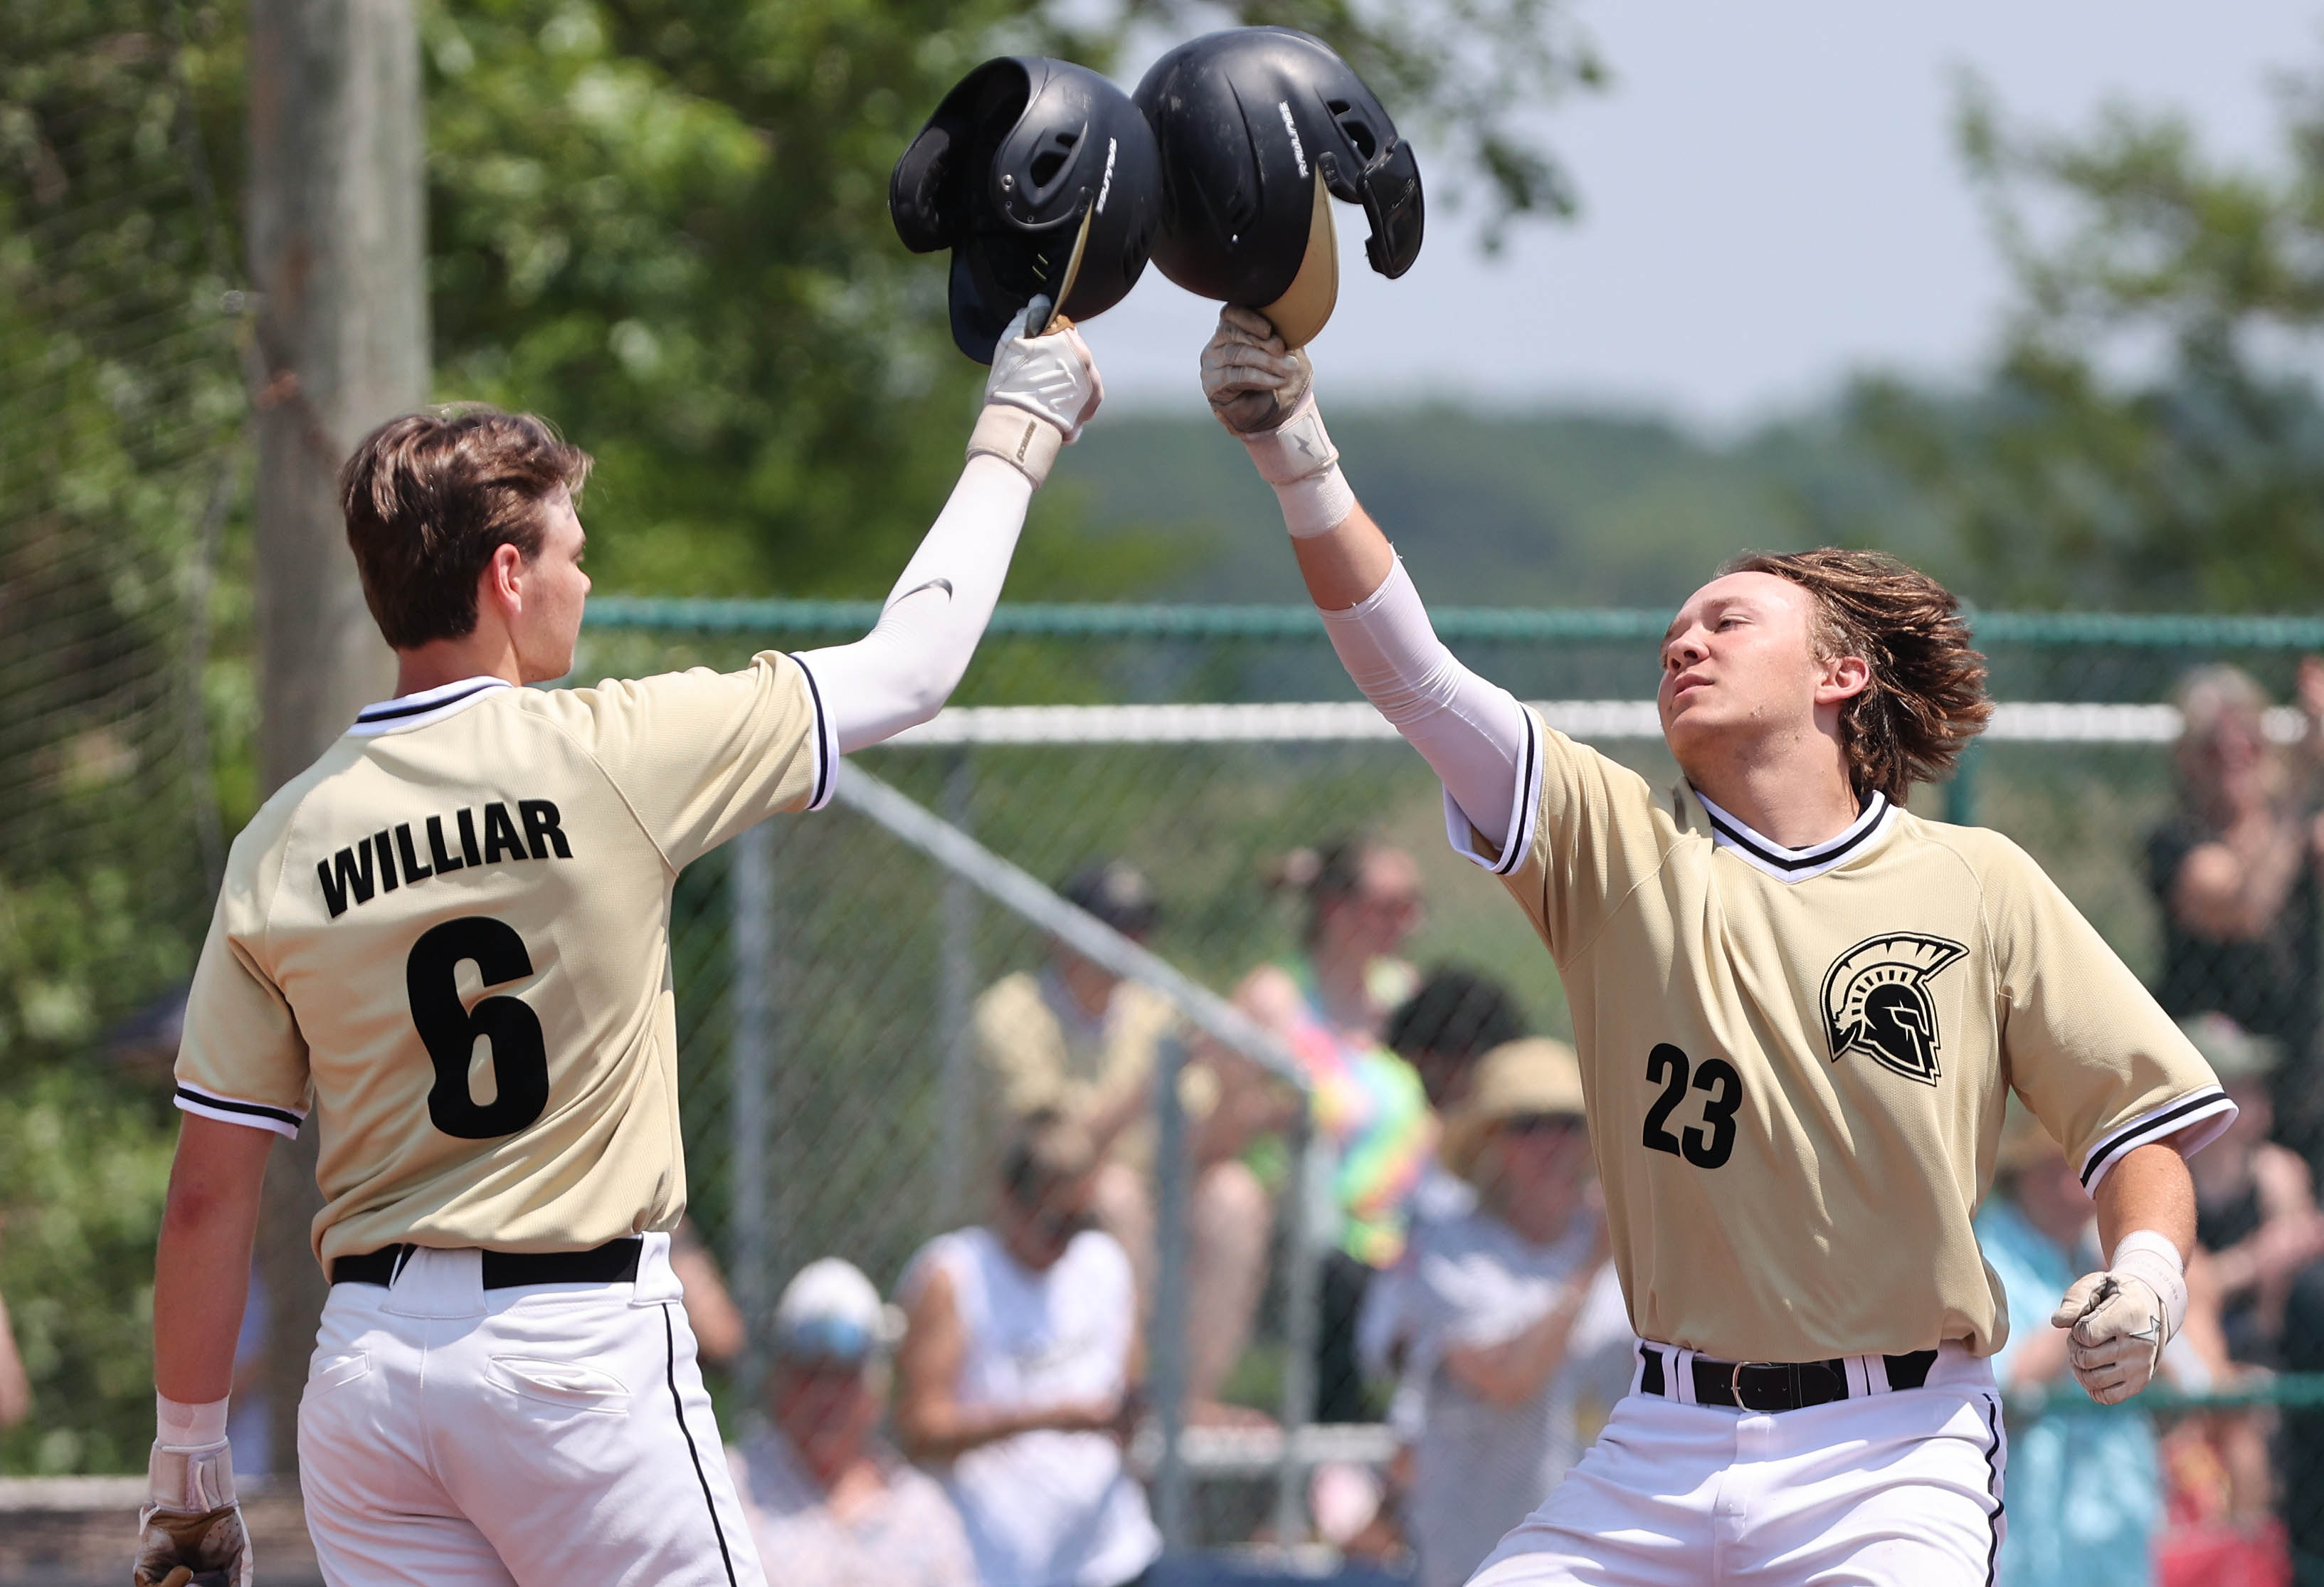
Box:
1363, 1038, 1632, 1587
895, 1114, 1161, 1587
727, 1258, 976, 1587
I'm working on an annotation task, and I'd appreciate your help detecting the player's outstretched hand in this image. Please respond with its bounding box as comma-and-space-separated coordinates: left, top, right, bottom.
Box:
134, 1439, 253, 1587
2051, 1271, 2167, 1405
1200, 307, 1313, 435
984, 297, 1103, 443
968, 297, 1103, 489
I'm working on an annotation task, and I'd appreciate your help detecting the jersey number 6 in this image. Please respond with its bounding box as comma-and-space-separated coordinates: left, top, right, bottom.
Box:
1641, 1043, 1741, 1170
406, 917, 551, 1139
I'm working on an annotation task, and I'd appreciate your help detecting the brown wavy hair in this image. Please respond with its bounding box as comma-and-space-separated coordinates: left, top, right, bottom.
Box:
340, 406, 592, 650
1719, 549, 1992, 806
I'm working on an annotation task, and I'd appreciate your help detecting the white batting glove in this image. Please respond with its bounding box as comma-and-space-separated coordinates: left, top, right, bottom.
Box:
1200, 306, 1313, 435
2051, 1230, 2187, 1406
134, 1437, 253, 1586
968, 297, 1103, 488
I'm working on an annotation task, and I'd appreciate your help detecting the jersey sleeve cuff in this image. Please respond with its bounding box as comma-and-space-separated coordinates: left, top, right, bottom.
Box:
788, 653, 839, 813
1442, 705, 1543, 875
174, 1083, 305, 1139
2079, 1086, 2237, 1191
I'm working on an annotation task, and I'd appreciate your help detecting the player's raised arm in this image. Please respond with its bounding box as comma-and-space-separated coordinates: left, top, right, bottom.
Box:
1200, 307, 1530, 850
796, 297, 1101, 754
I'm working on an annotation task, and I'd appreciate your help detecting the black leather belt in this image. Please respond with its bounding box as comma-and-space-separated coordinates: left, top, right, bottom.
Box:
1639, 1344, 1938, 1412
330, 1237, 643, 1290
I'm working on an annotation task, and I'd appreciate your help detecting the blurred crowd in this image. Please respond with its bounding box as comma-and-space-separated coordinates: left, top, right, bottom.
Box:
17, 663, 2324, 1585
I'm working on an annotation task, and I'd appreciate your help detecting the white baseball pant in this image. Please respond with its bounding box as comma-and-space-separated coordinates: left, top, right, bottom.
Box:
1468, 1342, 2007, 1587
295, 1232, 761, 1587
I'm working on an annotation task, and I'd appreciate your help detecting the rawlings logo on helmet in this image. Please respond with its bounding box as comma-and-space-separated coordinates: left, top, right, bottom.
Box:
1819, 933, 1968, 1087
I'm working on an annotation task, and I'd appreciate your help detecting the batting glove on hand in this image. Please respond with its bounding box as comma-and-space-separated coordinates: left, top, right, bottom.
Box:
134, 1439, 253, 1587
968, 296, 1102, 489
2051, 1230, 2187, 1406
1200, 306, 1313, 436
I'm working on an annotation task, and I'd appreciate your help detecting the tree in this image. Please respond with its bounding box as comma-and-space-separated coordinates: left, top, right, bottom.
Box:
1845, 68, 2324, 611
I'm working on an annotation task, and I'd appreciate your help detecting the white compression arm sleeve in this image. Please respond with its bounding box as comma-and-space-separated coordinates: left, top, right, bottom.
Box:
796, 454, 1034, 754
1319, 557, 1532, 852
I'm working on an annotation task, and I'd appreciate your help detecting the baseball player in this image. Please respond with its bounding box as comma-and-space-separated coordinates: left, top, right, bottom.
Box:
132, 301, 1100, 1587
1199, 306, 2232, 1585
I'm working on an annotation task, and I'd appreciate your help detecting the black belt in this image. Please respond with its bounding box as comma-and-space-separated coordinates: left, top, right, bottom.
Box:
1639, 1344, 1938, 1412
331, 1237, 643, 1290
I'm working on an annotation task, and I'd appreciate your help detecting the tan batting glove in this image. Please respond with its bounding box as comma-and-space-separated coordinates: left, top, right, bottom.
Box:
2050, 1230, 2187, 1406
134, 1438, 253, 1586
1200, 306, 1312, 435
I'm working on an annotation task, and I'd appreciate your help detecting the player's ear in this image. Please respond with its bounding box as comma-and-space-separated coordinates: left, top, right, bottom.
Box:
1816, 651, 1871, 706
483, 541, 527, 612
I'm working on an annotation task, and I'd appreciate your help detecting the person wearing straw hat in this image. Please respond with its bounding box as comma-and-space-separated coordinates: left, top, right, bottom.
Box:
1366, 1038, 1630, 1587
727, 1258, 976, 1587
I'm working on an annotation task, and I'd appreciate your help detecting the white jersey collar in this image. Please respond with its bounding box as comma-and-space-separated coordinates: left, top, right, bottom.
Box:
1694, 789, 1893, 884
348, 675, 513, 737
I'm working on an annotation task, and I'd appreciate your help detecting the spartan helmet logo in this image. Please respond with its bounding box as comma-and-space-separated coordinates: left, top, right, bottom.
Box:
1820, 933, 1969, 1086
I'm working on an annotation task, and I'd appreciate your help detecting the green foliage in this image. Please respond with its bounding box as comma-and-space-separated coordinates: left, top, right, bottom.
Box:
1844, 68, 2324, 611
0, 1067, 177, 1475
0, 0, 242, 1072
419, 0, 1600, 597
1054, 405, 1943, 608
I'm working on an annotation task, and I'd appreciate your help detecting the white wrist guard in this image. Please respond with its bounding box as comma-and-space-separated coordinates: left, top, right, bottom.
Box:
147, 1438, 237, 1514
967, 404, 1065, 489
1240, 394, 1355, 537
2111, 1230, 2188, 1344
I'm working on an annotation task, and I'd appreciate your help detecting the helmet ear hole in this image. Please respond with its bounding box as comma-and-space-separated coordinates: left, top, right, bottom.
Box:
1331, 106, 1378, 163
1027, 127, 1080, 196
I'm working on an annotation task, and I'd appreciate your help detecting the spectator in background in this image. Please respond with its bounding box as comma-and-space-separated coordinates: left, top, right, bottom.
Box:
1234, 835, 1432, 1423
897, 1114, 1160, 1587
0, 1228, 28, 1430
973, 862, 1270, 1423
673, 1218, 748, 1372
1359, 969, 1533, 1416
728, 1258, 976, 1587
2151, 661, 2324, 1165
1362, 1038, 1630, 1587
1978, 1109, 2171, 1587
1383, 968, 1531, 1229
2181, 1013, 2324, 1366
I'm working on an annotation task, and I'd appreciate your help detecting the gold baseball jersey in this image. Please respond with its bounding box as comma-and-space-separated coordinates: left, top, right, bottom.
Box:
174, 659, 833, 1264
1447, 710, 2231, 1364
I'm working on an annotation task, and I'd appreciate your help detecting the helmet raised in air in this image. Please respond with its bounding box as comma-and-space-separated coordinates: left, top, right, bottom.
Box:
892, 56, 1161, 363
1134, 28, 1424, 347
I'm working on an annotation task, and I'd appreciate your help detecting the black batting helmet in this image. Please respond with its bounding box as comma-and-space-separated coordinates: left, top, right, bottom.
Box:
892, 56, 1161, 364
1134, 28, 1424, 348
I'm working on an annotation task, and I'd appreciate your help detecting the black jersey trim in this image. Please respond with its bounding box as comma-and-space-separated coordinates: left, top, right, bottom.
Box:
663, 1304, 740, 1587
1698, 790, 1891, 876
1977, 1391, 2006, 1586
174, 1085, 304, 1137
1493, 707, 1544, 877
352, 678, 507, 725
789, 653, 838, 813
2079, 1087, 2237, 1190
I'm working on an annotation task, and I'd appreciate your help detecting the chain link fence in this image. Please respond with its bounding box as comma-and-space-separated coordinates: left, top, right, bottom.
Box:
0, 0, 249, 1484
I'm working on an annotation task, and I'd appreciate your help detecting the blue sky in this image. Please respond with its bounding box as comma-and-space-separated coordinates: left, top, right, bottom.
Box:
1085, 1, 2320, 428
